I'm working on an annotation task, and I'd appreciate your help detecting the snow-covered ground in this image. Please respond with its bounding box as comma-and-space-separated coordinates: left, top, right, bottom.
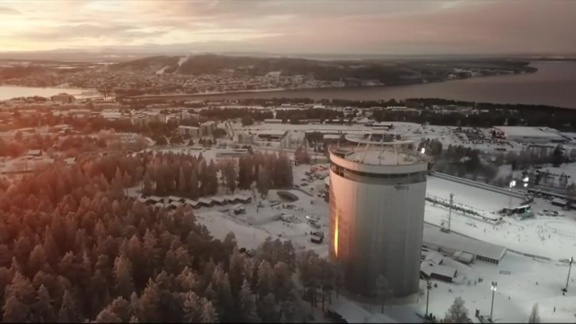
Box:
196, 185, 331, 257
239, 122, 525, 154
143, 146, 576, 322
193, 185, 576, 322
408, 251, 576, 323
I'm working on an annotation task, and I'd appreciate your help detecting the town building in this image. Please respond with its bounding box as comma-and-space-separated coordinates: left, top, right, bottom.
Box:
51, 93, 76, 104
200, 121, 217, 137
178, 125, 200, 138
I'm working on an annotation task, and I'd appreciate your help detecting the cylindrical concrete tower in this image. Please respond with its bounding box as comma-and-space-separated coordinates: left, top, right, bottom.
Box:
328, 136, 428, 298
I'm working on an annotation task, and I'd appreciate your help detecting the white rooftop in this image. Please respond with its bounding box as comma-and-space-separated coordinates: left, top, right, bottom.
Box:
420, 262, 457, 279
494, 126, 563, 139
254, 130, 287, 136
423, 225, 507, 261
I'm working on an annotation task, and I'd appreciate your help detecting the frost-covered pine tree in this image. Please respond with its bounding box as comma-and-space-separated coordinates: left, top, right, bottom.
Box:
527, 303, 540, 323
444, 297, 470, 323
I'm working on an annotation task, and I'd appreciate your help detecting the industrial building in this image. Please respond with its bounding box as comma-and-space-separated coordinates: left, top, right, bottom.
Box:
254, 130, 288, 141
328, 136, 429, 298
492, 126, 565, 144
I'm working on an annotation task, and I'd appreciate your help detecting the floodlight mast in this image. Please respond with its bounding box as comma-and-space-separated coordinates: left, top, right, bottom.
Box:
490, 281, 498, 320
566, 257, 574, 291
508, 180, 516, 210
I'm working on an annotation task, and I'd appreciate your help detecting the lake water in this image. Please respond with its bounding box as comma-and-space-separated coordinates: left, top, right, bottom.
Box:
1, 61, 575, 108
186, 61, 576, 109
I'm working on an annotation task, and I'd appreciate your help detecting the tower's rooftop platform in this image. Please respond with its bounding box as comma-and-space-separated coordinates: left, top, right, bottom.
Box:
331, 145, 428, 167
345, 149, 426, 166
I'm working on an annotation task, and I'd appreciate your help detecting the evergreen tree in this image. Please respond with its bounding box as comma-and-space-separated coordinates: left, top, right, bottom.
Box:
199, 298, 219, 323
223, 162, 238, 193
178, 167, 187, 195
3, 271, 35, 322
189, 168, 199, 199
28, 245, 47, 276
239, 280, 260, 323
138, 280, 160, 322
113, 254, 135, 299
238, 156, 254, 190
272, 154, 293, 188
94, 307, 122, 323
444, 297, 469, 323
527, 303, 540, 323
2, 294, 30, 323
58, 289, 79, 323
552, 145, 565, 167
294, 147, 311, 165
206, 160, 219, 196
256, 260, 275, 298
33, 284, 55, 323
257, 167, 271, 198
182, 291, 201, 323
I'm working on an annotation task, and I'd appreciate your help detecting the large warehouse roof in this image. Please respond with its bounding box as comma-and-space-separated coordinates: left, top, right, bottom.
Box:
254, 130, 288, 137
423, 226, 507, 262
493, 126, 563, 140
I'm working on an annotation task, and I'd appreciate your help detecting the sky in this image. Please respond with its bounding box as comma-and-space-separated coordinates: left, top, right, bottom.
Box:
0, 0, 575, 55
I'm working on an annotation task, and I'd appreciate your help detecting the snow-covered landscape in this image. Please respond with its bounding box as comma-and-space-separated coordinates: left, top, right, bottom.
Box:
121, 117, 576, 323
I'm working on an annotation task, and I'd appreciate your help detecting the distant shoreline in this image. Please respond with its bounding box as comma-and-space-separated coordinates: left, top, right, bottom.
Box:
0, 84, 91, 91
127, 71, 536, 100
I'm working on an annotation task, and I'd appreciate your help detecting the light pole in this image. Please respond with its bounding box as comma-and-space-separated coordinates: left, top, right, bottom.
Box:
508, 180, 516, 210
425, 280, 432, 318
566, 257, 574, 292
490, 281, 497, 321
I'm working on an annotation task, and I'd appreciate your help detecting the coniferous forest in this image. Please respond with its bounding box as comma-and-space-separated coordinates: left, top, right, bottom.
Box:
0, 152, 336, 323
141, 151, 294, 199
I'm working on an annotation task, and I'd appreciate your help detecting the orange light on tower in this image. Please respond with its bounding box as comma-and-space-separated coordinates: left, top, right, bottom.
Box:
333, 211, 339, 257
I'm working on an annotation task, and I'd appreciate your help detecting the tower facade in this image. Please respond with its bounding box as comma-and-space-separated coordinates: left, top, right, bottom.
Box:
328, 138, 428, 298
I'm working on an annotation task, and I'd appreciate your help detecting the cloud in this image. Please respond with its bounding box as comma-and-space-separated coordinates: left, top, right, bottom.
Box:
20, 23, 167, 41
0, 0, 575, 54
0, 6, 20, 15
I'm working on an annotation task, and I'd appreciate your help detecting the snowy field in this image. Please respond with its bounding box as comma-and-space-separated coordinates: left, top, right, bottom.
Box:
425, 200, 576, 260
